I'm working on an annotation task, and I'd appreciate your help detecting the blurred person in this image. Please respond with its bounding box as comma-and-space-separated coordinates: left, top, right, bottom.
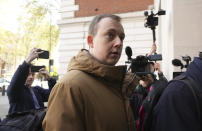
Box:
134, 42, 167, 95
153, 56, 202, 131
147, 42, 167, 82
130, 43, 167, 121
43, 14, 140, 131
7, 48, 56, 114
149, 62, 167, 82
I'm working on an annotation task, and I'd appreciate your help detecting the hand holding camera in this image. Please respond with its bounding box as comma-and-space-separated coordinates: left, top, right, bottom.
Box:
37, 49, 49, 59
39, 68, 50, 80
154, 62, 162, 73
25, 48, 49, 64
25, 48, 39, 64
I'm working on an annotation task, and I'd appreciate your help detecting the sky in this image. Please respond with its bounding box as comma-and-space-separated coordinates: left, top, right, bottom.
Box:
0, 0, 60, 33
0, 0, 22, 33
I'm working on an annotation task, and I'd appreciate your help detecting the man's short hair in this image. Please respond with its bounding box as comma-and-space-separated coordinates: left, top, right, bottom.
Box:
88, 14, 121, 36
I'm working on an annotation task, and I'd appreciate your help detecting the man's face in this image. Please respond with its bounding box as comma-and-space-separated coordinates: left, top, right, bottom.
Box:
88, 17, 125, 66
25, 72, 35, 87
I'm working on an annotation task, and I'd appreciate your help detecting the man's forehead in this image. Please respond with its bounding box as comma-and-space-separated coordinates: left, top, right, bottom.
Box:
97, 17, 124, 32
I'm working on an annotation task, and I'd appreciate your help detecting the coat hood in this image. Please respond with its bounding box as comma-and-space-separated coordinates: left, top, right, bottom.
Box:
67, 49, 127, 85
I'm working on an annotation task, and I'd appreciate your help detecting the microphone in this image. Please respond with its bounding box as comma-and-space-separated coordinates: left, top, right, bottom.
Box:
125, 46, 132, 60
172, 59, 184, 69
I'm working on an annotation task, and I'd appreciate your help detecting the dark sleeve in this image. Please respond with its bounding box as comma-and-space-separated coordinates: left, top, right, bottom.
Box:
153, 81, 201, 131
158, 72, 168, 83
130, 92, 145, 120
48, 78, 57, 90
37, 78, 57, 102
6, 61, 30, 102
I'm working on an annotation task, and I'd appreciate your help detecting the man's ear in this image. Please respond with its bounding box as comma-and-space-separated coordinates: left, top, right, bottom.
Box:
87, 35, 94, 48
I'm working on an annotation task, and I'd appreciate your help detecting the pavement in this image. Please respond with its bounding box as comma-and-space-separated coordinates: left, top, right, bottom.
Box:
0, 93, 9, 119
0, 92, 48, 120
0, 81, 49, 120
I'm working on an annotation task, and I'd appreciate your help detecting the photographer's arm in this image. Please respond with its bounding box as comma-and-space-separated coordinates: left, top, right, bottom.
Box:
39, 68, 56, 89
7, 48, 39, 101
148, 42, 157, 56
7, 62, 30, 100
37, 68, 56, 101
154, 63, 168, 82
25, 48, 42, 64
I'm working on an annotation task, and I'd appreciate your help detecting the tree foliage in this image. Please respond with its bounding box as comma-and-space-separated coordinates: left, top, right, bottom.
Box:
19, 0, 60, 57
0, 0, 60, 76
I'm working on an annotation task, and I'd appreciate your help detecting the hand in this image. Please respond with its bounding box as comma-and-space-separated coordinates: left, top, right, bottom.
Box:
148, 43, 157, 55
39, 68, 50, 80
139, 80, 148, 88
25, 48, 44, 64
154, 63, 162, 74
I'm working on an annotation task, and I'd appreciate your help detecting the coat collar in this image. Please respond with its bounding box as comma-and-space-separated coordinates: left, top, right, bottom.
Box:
67, 49, 127, 87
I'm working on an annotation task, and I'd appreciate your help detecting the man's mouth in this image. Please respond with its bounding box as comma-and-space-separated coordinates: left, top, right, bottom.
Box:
111, 51, 120, 57
112, 52, 118, 54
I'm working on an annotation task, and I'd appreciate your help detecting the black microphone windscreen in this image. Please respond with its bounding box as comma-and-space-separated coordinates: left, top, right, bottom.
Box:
172, 59, 183, 67
125, 46, 132, 59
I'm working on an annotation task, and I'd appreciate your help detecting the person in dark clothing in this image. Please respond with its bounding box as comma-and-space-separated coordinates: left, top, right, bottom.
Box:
149, 62, 168, 82
153, 57, 202, 131
130, 62, 168, 120
130, 43, 168, 120
147, 42, 168, 82
7, 48, 56, 114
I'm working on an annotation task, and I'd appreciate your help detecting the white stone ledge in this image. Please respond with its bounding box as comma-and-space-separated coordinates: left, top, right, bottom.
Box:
60, 5, 79, 12
61, 12, 74, 19
58, 11, 145, 25
60, 0, 75, 8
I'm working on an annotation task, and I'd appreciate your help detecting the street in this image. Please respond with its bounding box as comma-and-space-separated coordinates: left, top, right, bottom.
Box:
0, 92, 48, 121
0, 93, 9, 119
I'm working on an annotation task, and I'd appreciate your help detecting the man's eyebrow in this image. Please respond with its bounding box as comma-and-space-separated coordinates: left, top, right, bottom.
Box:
107, 28, 116, 33
107, 28, 124, 35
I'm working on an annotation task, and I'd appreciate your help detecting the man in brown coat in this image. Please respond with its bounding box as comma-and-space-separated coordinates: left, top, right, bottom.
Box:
43, 14, 139, 131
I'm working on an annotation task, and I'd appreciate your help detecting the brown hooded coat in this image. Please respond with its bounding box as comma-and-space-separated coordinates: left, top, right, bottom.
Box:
43, 49, 139, 131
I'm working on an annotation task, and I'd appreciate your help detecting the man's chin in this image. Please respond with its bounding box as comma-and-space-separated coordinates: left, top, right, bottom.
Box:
25, 82, 33, 87
107, 59, 119, 66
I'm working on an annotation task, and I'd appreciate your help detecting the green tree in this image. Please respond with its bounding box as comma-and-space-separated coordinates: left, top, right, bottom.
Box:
0, 0, 60, 76
18, 0, 60, 57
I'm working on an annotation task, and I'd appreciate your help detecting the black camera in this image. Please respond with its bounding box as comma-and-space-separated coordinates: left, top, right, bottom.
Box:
130, 55, 151, 75
182, 55, 191, 68
172, 55, 192, 78
144, 9, 166, 29
37, 49, 49, 59
31, 66, 45, 72
172, 55, 191, 69
147, 53, 162, 61
182, 55, 191, 62
144, 9, 166, 42
125, 46, 162, 75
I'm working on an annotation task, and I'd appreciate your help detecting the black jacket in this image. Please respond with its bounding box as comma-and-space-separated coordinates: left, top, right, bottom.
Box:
153, 57, 202, 131
7, 61, 56, 114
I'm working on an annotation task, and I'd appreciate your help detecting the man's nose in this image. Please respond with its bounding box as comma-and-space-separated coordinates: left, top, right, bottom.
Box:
30, 75, 34, 79
114, 36, 122, 47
